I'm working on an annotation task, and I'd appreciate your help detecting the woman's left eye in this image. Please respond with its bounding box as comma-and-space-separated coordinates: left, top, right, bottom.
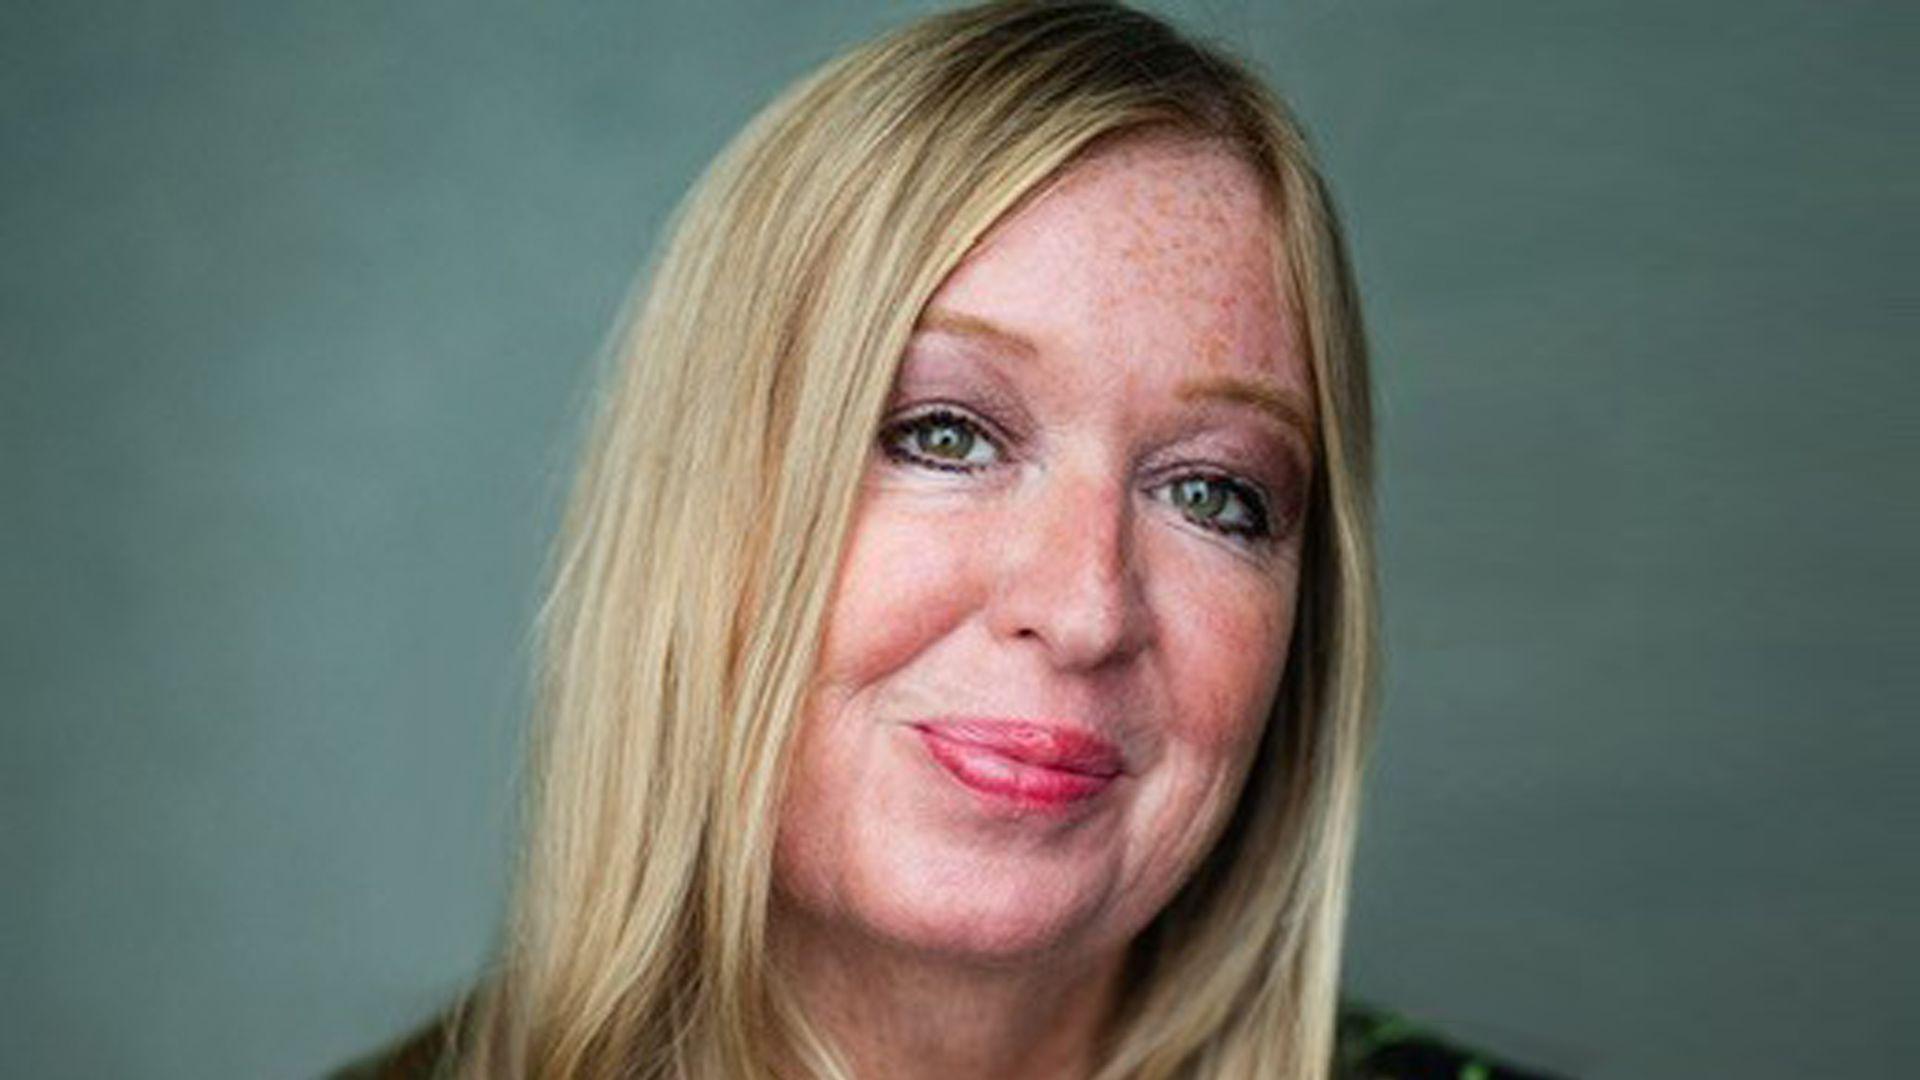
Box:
1153, 474, 1271, 540
880, 408, 1002, 471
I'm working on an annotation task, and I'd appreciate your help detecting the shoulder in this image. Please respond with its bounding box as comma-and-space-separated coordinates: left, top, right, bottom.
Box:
327, 1020, 452, 1080
1335, 1000, 1568, 1080
336, 1001, 1561, 1078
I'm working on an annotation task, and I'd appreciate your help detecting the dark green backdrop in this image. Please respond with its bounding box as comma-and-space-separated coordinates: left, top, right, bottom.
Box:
5, 2, 1913, 1076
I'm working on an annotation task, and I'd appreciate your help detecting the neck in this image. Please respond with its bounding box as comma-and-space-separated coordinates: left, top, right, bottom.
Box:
771, 909, 1126, 1080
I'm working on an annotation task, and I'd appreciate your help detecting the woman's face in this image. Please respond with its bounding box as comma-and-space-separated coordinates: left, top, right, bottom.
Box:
774, 136, 1313, 965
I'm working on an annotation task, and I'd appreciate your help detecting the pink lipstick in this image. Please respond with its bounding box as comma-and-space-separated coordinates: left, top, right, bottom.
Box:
912, 719, 1124, 811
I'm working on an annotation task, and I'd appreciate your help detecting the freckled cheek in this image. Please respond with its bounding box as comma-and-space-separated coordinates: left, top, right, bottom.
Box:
815, 500, 992, 692
1153, 568, 1296, 752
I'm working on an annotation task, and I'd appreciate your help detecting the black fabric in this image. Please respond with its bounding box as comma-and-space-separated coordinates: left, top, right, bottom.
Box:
1335, 1000, 1567, 1080
333, 999, 1569, 1078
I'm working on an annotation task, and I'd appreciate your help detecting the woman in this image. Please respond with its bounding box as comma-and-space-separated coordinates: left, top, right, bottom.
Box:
343, 2, 1553, 1077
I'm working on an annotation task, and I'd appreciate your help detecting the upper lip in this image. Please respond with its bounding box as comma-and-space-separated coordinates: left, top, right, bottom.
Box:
910, 718, 1127, 777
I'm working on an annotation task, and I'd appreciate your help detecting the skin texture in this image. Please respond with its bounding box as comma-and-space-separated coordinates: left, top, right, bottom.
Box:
771, 134, 1313, 1079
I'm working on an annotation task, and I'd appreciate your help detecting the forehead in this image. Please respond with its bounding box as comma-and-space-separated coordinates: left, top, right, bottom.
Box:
926, 134, 1303, 389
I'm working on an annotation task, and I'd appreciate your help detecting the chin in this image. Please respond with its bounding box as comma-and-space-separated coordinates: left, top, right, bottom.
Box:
901, 872, 1110, 963
776, 828, 1121, 967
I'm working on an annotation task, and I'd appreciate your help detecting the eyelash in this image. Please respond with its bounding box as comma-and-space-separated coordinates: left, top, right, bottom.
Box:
877, 406, 1278, 543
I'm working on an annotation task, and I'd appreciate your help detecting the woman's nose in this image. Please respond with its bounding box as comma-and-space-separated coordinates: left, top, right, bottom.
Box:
985, 464, 1153, 671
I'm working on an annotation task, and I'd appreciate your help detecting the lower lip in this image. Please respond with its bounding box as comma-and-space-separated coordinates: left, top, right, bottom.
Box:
914, 727, 1118, 811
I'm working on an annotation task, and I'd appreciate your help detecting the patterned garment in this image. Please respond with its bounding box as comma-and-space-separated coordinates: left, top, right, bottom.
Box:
1336, 1000, 1566, 1080
336, 1000, 1567, 1078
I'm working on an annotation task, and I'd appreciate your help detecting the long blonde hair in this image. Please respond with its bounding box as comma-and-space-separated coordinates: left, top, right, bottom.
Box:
455, 3, 1377, 1076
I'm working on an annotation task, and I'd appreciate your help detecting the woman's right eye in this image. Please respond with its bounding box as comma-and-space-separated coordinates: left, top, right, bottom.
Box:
880, 408, 1002, 472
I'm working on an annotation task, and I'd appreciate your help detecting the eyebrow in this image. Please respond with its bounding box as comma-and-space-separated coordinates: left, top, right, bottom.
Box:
914, 308, 1315, 443
914, 309, 1039, 360
1175, 375, 1317, 445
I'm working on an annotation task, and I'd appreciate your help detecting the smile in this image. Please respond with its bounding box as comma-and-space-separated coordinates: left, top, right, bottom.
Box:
911, 718, 1124, 811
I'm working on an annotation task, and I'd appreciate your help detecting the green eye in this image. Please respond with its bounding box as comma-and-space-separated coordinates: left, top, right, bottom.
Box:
883, 409, 1000, 470
917, 420, 976, 460
1161, 475, 1270, 538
